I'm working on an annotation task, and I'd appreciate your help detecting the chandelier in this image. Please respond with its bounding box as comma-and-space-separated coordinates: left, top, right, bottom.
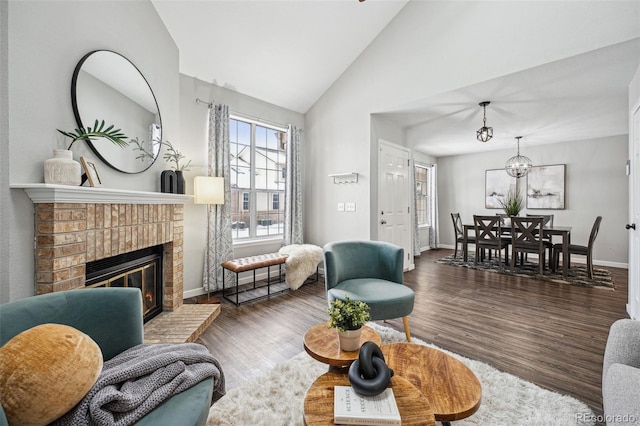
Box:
505, 136, 532, 178
476, 101, 493, 142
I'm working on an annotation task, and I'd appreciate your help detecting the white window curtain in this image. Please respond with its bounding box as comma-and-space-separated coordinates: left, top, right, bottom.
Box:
284, 125, 303, 246
203, 104, 233, 292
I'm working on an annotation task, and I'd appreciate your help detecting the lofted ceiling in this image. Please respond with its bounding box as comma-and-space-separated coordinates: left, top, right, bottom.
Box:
152, 1, 639, 158
151, 0, 408, 114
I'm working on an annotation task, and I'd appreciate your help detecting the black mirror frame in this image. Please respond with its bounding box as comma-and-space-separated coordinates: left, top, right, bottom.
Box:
70, 50, 162, 174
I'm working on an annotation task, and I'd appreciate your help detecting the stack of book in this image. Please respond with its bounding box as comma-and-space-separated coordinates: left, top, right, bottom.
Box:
333, 385, 401, 425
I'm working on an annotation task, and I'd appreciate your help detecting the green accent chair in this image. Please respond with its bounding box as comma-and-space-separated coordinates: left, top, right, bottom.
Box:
323, 240, 414, 341
0, 288, 216, 426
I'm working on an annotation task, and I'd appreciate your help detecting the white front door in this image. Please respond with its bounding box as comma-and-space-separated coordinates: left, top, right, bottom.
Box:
628, 101, 640, 320
378, 141, 413, 270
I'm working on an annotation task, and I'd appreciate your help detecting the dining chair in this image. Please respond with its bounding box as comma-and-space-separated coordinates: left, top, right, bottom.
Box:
553, 216, 602, 279
510, 216, 552, 275
526, 213, 554, 227
473, 215, 509, 268
451, 213, 476, 258
323, 240, 414, 342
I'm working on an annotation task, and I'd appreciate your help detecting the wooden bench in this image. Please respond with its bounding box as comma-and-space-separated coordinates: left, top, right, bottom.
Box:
221, 253, 289, 305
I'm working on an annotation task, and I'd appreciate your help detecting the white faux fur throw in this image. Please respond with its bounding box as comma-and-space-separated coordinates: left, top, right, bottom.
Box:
278, 244, 323, 290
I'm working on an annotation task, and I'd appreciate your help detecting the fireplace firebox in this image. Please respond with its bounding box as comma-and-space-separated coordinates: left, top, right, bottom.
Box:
85, 245, 163, 322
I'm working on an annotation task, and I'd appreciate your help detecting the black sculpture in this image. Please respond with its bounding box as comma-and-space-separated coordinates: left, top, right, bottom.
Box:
348, 341, 394, 396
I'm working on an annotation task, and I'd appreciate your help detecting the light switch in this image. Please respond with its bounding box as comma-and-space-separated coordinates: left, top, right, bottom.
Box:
345, 202, 356, 212
337, 203, 345, 212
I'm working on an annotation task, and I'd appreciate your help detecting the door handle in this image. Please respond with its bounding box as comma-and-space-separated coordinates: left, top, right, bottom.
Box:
380, 220, 387, 225
626, 223, 636, 230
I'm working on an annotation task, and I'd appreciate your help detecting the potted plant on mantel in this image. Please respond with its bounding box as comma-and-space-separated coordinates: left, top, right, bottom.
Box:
50, 120, 128, 186
328, 296, 371, 352
130, 138, 191, 194
498, 185, 524, 224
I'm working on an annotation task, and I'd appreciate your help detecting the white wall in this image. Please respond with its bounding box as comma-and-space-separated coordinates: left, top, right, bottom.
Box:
178, 74, 304, 298
437, 136, 629, 266
304, 1, 640, 249
3, 1, 178, 302
1, 0, 9, 303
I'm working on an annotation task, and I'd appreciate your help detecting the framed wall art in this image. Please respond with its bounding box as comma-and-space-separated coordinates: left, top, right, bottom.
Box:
526, 164, 565, 209
80, 157, 103, 187
485, 169, 517, 209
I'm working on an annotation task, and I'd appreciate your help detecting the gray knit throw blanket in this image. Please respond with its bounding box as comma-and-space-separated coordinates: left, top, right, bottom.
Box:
51, 343, 225, 426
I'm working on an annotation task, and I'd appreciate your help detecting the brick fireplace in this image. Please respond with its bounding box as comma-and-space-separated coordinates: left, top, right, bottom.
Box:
16, 185, 190, 313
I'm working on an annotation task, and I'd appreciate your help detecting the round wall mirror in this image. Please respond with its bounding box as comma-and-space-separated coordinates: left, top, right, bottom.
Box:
71, 50, 162, 174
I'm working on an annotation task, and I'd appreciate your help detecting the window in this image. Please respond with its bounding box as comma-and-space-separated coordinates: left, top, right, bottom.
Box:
415, 165, 430, 226
230, 116, 287, 240
242, 192, 249, 211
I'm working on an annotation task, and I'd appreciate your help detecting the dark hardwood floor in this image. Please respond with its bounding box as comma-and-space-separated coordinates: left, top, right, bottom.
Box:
194, 249, 629, 417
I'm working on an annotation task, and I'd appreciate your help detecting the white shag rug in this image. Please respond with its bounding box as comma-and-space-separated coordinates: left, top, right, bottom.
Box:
278, 244, 323, 290
207, 323, 595, 426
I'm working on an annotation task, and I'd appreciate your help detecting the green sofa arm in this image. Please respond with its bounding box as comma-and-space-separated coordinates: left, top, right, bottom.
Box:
0, 288, 218, 426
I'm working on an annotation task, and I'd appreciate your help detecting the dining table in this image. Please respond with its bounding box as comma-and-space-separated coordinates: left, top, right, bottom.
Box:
462, 222, 573, 278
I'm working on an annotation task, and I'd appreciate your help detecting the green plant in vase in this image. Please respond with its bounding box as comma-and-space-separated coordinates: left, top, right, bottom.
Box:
499, 185, 524, 217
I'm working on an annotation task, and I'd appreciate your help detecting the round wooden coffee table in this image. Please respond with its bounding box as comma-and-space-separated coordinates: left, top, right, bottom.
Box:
303, 370, 436, 425
382, 343, 482, 424
303, 323, 381, 367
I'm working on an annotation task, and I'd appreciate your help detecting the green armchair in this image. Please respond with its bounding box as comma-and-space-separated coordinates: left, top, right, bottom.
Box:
0, 288, 217, 426
323, 240, 414, 341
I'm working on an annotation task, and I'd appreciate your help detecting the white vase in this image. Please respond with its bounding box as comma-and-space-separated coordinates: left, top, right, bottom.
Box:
338, 328, 362, 352
44, 149, 81, 186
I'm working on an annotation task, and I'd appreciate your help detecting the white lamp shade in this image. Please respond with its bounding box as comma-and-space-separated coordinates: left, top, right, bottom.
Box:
194, 176, 224, 204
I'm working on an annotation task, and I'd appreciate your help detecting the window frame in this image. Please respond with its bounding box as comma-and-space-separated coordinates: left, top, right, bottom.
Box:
229, 114, 288, 241
415, 164, 430, 227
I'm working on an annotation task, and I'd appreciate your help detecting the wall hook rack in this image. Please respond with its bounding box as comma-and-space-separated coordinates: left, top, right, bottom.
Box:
328, 172, 358, 184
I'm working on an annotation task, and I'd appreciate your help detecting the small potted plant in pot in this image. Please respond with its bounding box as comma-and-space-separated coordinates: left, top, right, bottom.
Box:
328, 296, 371, 351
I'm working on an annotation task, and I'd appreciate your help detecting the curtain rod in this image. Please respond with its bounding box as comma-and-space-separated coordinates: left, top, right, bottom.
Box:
195, 97, 302, 132
195, 98, 213, 108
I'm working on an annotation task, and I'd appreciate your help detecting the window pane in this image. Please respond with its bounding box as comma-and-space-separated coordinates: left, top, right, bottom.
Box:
266, 169, 281, 190
255, 126, 267, 148
230, 190, 249, 239
255, 168, 267, 190
237, 120, 251, 145
235, 166, 251, 189
267, 129, 281, 150
255, 148, 268, 169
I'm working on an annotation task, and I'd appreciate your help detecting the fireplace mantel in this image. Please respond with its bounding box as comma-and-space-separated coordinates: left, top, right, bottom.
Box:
15, 183, 188, 312
11, 183, 192, 204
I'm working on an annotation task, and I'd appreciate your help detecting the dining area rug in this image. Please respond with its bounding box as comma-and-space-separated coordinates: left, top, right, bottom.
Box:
435, 254, 614, 289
